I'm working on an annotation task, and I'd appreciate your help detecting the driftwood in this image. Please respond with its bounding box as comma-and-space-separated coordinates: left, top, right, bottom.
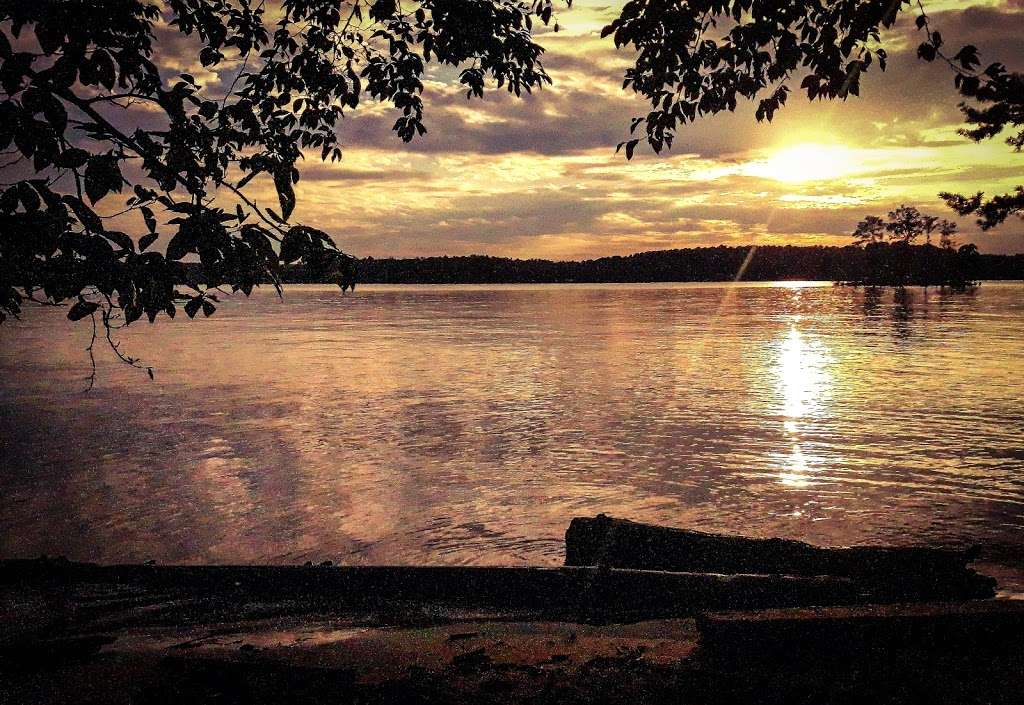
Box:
2, 559, 891, 625
564, 515, 996, 601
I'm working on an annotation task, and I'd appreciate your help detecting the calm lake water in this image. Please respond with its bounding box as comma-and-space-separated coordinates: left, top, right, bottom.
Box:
1, 282, 1023, 574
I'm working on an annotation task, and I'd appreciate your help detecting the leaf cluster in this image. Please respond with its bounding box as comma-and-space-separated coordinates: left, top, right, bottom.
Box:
602, 0, 904, 158
602, 0, 1022, 233
0, 0, 561, 377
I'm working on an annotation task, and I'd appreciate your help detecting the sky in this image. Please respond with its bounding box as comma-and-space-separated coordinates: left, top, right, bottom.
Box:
158, 1, 1024, 258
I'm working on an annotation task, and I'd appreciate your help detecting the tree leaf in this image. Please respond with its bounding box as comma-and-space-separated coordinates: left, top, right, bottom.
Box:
102, 230, 134, 251
67, 299, 99, 321
280, 227, 310, 264
63, 195, 104, 232
138, 232, 159, 252
165, 231, 193, 261
141, 205, 157, 233
273, 167, 296, 221
184, 297, 202, 318
84, 154, 123, 204
54, 147, 89, 170
42, 94, 67, 133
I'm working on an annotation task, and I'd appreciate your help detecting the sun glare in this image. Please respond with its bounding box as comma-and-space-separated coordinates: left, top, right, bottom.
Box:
774, 321, 833, 488
745, 143, 858, 183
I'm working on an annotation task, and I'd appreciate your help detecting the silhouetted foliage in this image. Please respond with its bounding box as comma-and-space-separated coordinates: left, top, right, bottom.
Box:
0, 0, 562, 380
848, 207, 979, 288
911, 6, 1023, 230
268, 245, 1023, 285
604, 1, 1023, 229
603, 0, 901, 157
853, 205, 958, 247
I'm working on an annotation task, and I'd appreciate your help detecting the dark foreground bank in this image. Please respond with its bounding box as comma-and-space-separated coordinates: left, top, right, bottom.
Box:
2, 517, 1023, 704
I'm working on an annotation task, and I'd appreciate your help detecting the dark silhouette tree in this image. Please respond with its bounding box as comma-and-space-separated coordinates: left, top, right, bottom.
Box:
852, 215, 885, 246
0, 0, 563, 381
877, 205, 954, 247
906, 5, 1022, 229
937, 218, 958, 250
602, 0, 1022, 229
886, 206, 928, 246
849, 207, 976, 287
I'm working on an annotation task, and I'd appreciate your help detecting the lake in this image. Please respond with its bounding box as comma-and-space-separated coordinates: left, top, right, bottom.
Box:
1, 282, 1022, 577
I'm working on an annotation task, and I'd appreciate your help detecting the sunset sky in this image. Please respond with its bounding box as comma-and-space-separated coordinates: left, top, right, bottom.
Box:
178, 1, 1024, 259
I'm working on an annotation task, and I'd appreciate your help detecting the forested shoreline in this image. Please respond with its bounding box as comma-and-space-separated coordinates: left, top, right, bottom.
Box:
271, 245, 1024, 285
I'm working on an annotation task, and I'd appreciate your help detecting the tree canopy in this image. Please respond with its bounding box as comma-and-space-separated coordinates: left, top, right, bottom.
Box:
0, 0, 563, 378
852, 206, 957, 248
604, 0, 1022, 228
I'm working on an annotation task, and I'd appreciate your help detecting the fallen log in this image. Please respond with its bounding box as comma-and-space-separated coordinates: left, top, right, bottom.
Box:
564, 515, 995, 601
1, 559, 882, 625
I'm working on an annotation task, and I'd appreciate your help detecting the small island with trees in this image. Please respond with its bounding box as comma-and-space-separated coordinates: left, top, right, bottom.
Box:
841, 206, 986, 289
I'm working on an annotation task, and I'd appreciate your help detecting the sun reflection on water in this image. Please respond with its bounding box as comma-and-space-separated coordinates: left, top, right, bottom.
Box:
3, 283, 1023, 565
780, 444, 812, 488
775, 322, 833, 488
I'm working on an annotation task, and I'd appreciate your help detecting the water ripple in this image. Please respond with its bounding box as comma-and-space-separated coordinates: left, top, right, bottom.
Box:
1, 282, 1022, 565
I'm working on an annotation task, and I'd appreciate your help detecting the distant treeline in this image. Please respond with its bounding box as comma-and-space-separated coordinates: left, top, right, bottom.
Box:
275, 245, 1024, 285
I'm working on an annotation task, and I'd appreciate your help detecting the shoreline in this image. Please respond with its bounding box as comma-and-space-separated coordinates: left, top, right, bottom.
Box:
270, 278, 1024, 287
3, 557, 1024, 704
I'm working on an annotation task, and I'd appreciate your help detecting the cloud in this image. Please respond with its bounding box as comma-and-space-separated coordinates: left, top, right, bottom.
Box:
78, 0, 1024, 258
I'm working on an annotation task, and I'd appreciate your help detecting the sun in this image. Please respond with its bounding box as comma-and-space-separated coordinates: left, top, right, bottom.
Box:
744, 143, 859, 183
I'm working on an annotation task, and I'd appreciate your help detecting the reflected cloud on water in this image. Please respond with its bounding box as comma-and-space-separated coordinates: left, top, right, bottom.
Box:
0, 282, 1022, 566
